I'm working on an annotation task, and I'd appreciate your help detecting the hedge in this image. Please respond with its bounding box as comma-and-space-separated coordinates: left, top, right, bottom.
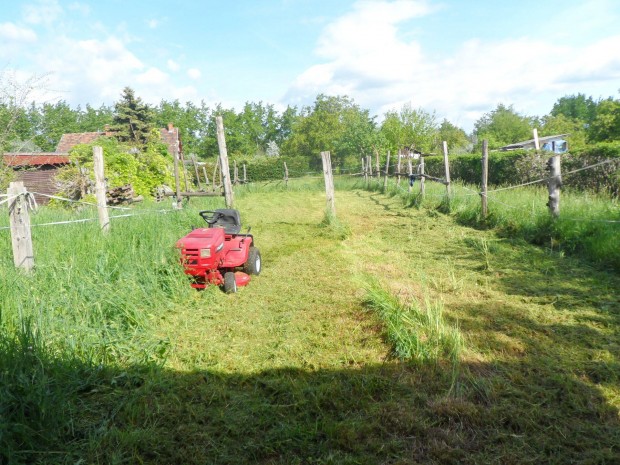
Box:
423, 142, 620, 196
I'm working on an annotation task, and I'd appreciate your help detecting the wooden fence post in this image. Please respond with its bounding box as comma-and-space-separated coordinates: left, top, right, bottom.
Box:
202, 166, 209, 186
192, 155, 203, 191
367, 155, 373, 178
93, 146, 111, 231
361, 157, 366, 184
243, 163, 247, 184
408, 158, 413, 193
442, 141, 451, 197
547, 155, 562, 218
233, 160, 239, 185
375, 150, 380, 180
216, 116, 234, 208
481, 139, 489, 219
321, 151, 336, 216
383, 151, 390, 191
8, 181, 34, 272
284, 161, 289, 188
419, 156, 425, 198
397, 151, 402, 187
173, 147, 183, 207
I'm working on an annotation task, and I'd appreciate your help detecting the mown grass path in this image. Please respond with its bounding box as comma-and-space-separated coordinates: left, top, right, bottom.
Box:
96, 187, 619, 464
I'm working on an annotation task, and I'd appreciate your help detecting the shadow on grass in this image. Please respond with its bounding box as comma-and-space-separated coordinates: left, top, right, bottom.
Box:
2, 340, 619, 465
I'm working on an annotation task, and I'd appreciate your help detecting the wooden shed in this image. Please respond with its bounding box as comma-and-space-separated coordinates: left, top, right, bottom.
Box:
3, 153, 70, 204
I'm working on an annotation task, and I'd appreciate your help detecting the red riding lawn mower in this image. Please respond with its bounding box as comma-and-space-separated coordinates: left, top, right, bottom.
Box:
176, 209, 261, 293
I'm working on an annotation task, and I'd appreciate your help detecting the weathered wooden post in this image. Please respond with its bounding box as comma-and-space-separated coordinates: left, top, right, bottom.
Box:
408, 158, 413, 193
481, 140, 489, 219
192, 155, 203, 191
367, 155, 373, 178
233, 160, 239, 185
419, 156, 425, 198
397, 150, 402, 187
93, 146, 111, 230
243, 163, 247, 184
375, 150, 381, 180
179, 149, 189, 194
8, 181, 34, 272
442, 141, 451, 197
383, 151, 390, 192
547, 155, 562, 218
215, 116, 234, 208
283, 161, 289, 188
321, 151, 336, 216
202, 166, 209, 186
361, 157, 366, 184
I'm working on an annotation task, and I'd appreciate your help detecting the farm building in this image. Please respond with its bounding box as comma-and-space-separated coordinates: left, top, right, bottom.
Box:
3, 124, 182, 204
2, 153, 70, 205
500, 134, 569, 153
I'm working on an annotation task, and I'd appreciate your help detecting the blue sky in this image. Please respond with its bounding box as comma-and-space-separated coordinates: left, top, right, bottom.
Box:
1, 0, 620, 130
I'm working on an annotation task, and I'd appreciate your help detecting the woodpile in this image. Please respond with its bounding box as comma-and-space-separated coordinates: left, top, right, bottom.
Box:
106, 184, 143, 205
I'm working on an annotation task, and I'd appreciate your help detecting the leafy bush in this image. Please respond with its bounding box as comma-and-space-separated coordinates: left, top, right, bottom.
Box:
56, 136, 175, 199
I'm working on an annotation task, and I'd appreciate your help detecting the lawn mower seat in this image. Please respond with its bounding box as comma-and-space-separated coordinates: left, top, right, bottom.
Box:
210, 209, 241, 235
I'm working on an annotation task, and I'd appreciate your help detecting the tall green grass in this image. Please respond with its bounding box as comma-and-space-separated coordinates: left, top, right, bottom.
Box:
363, 279, 463, 369
0, 199, 220, 463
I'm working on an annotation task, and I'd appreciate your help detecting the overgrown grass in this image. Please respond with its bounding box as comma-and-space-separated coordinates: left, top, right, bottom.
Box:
363, 279, 463, 371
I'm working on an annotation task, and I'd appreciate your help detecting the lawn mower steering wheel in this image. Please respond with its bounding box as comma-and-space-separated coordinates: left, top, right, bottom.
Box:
199, 210, 222, 225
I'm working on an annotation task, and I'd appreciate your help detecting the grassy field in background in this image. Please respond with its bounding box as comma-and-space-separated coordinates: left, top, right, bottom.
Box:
1, 178, 619, 464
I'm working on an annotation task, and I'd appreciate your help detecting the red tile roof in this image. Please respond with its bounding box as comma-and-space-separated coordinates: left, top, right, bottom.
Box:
56, 131, 114, 153
3, 153, 70, 167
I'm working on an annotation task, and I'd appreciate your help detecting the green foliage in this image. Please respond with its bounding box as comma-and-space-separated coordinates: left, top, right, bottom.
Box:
473, 103, 535, 150
380, 103, 438, 154
588, 98, 620, 142
436, 119, 470, 154
61, 136, 175, 197
539, 113, 587, 151
112, 87, 154, 147
551, 93, 599, 125
282, 94, 378, 169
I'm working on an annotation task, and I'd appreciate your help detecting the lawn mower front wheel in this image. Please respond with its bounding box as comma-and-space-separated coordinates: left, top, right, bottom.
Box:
224, 272, 237, 294
244, 246, 262, 275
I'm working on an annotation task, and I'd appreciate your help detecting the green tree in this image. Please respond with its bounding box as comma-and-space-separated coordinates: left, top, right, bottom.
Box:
588, 97, 620, 142
436, 119, 470, 154
473, 104, 534, 150
112, 87, 154, 147
550, 93, 599, 126
282, 94, 377, 168
380, 104, 438, 154
31, 101, 80, 151
78, 103, 113, 132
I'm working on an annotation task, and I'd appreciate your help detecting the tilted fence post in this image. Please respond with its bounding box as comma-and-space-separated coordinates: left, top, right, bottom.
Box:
93, 146, 111, 231
215, 115, 234, 208
407, 158, 413, 193
397, 151, 402, 187
283, 161, 289, 188
321, 151, 336, 216
8, 181, 34, 272
547, 155, 562, 218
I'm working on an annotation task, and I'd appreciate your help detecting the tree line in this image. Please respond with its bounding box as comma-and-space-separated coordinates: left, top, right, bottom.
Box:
2, 83, 619, 171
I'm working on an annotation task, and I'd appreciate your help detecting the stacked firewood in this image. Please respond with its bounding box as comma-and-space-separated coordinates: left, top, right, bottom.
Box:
106, 184, 143, 205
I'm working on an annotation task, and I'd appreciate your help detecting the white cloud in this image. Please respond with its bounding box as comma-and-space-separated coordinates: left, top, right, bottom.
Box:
22, 0, 63, 25
137, 67, 169, 85
68, 2, 90, 16
187, 68, 202, 80
147, 19, 159, 29
167, 59, 180, 72
0, 22, 37, 43
287, 0, 620, 130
